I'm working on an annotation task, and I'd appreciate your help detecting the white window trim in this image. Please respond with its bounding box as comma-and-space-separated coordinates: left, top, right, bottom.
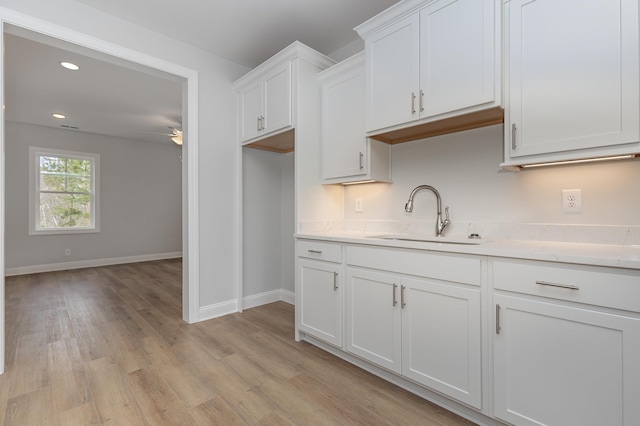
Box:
29, 147, 100, 235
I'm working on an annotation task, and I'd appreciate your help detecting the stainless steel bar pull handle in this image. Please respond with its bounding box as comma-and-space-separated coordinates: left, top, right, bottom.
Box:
536, 281, 580, 291
392, 283, 398, 307
401, 285, 406, 308
419, 89, 424, 112
411, 92, 416, 114
495, 304, 501, 334
307, 249, 322, 254
511, 123, 517, 150
359, 152, 364, 170
257, 116, 261, 131
333, 272, 338, 291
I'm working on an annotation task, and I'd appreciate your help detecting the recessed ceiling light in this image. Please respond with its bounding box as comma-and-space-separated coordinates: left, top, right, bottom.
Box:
52, 113, 66, 119
60, 61, 79, 71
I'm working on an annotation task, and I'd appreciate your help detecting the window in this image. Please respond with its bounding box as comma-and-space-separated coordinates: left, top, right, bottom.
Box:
29, 147, 100, 235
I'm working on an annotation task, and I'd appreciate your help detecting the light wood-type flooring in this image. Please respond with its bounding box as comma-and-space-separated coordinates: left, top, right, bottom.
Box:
0, 259, 476, 425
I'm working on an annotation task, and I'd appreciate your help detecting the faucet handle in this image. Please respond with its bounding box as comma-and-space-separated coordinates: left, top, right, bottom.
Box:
444, 206, 450, 222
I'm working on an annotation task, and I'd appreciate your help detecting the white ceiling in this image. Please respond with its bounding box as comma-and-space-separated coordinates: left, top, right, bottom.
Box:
5, 31, 184, 145
71, 0, 400, 68
5, 0, 400, 145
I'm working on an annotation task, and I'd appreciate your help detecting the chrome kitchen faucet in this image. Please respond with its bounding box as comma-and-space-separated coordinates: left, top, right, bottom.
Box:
404, 185, 450, 237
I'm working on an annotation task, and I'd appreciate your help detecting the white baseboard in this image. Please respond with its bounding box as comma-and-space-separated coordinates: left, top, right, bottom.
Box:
198, 299, 240, 322
280, 289, 295, 305
243, 289, 295, 310
198, 289, 295, 323
4, 252, 182, 276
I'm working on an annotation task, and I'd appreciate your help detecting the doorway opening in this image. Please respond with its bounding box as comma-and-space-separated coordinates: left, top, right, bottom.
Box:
0, 17, 200, 374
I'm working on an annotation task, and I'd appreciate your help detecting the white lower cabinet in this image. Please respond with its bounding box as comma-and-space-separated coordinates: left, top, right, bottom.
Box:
298, 260, 342, 347
493, 294, 640, 426
296, 240, 343, 348
345, 245, 483, 409
346, 268, 402, 373
401, 277, 482, 409
492, 259, 640, 426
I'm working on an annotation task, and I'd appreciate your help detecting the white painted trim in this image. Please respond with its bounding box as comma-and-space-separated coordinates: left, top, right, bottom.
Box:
0, 24, 4, 376
280, 289, 295, 305
0, 6, 200, 372
198, 299, 240, 322
4, 252, 182, 276
185, 75, 200, 324
242, 289, 295, 310
237, 138, 243, 313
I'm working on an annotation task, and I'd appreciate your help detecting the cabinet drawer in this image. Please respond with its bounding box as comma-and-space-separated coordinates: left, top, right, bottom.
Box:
297, 240, 342, 263
492, 258, 640, 313
346, 245, 482, 286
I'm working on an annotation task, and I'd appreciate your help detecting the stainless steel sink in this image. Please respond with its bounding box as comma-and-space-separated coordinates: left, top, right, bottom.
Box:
367, 234, 486, 245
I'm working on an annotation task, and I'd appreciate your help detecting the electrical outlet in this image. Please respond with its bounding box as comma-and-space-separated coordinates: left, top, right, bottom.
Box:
355, 198, 363, 213
65, 248, 71, 256
562, 189, 582, 213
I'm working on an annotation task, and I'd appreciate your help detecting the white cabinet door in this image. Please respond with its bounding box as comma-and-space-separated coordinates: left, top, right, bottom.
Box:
494, 294, 640, 426
365, 13, 420, 131
419, 0, 496, 117
506, 0, 639, 159
346, 268, 402, 373
402, 278, 482, 409
238, 79, 263, 142
237, 61, 292, 144
298, 260, 342, 347
322, 59, 367, 180
263, 61, 292, 136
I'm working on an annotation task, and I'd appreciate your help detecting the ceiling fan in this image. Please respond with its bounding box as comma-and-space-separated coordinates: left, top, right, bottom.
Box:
139, 126, 183, 145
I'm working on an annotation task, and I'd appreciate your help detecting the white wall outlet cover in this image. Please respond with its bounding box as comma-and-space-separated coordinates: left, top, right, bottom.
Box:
355, 198, 364, 213
562, 189, 582, 213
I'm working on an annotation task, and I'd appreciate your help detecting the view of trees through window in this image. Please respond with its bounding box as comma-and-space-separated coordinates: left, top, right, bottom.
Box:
38, 154, 93, 229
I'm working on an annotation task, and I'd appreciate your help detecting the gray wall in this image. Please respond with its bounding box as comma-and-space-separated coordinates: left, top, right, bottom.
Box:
5, 122, 182, 270
242, 148, 295, 298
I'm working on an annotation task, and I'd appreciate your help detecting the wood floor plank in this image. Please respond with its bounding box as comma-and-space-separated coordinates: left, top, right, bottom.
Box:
84, 356, 147, 426
47, 339, 92, 415
55, 402, 100, 426
126, 367, 195, 425
189, 396, 246, 426
4, 388, 53, 426
2, 260, 476, 425
139, 336, 216, 409
8, 331, 49, 398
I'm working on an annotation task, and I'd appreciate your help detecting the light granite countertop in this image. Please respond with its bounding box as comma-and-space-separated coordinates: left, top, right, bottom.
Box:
295, 231, 640, 271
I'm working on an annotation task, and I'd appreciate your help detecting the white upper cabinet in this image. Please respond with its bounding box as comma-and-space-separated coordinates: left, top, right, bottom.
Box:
320, 53, 391, 184
503, 0, 640, 166
237, 60, 292, 144
365, 13, 420, 131
419, 0, 496, 117
357, 0, 501, 135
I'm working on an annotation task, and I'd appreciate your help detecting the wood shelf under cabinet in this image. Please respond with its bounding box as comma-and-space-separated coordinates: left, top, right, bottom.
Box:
243, 128, 295, 153
369, 106, 504, 145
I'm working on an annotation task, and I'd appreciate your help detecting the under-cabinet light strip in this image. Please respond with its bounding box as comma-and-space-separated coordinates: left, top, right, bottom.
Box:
519, 154, 638, 169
